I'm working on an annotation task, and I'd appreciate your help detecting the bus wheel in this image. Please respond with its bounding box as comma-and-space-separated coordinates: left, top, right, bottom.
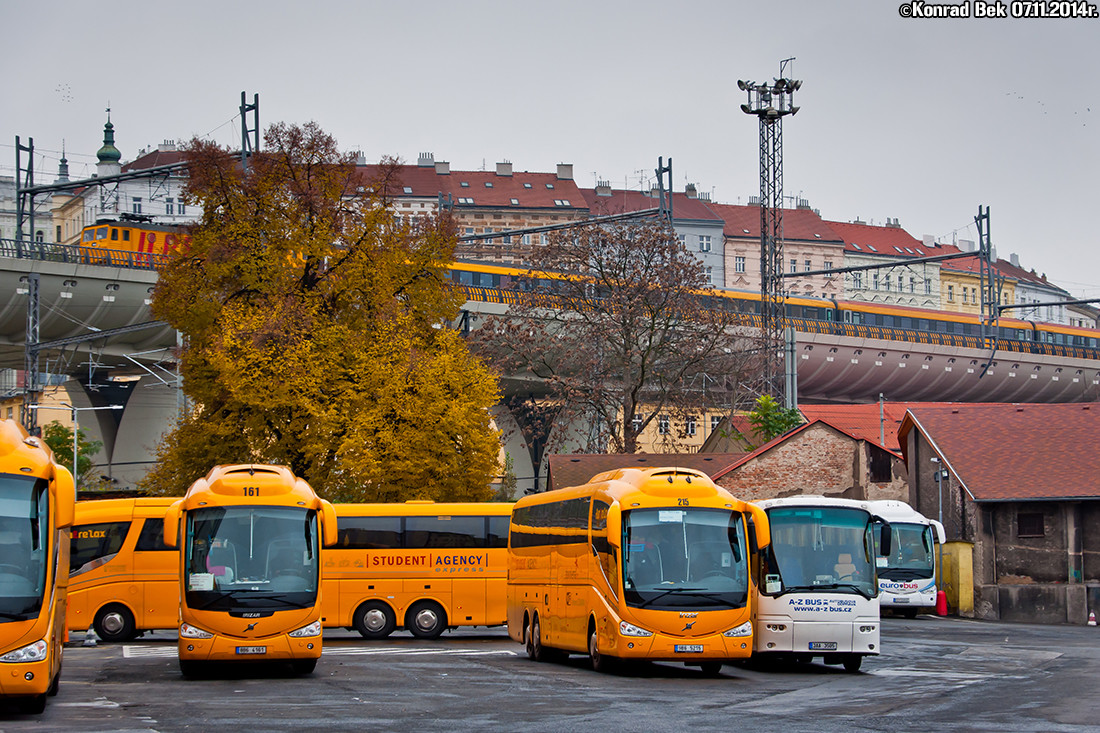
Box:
354, 601, 396, 639
588, 626, 617, 673
699, 661, 723, 676
20, 694, 47, 714
47, 666, 60, 696
291, 658, 317, 675
842, 654, 863, 673
901, 608, 919, 619
406, 601, 447, 639
527, 615, 547, 661
93, 604, 137, 642
179, 660, 205, 679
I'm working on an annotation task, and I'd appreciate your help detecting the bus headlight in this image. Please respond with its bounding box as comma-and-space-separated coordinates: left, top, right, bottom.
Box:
0, 640, 47, 663
618, 621, 653, 637
289, 621, 322, 638
179, 622, 214, 639
722, 622, 753, 638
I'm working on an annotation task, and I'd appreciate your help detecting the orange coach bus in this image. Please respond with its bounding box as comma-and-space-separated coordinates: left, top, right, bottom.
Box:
67, 497, 178, 641
323, 501, 512, 639
164, 464, 337, 676
0, 420, 75, 713
507, 467, 769, 674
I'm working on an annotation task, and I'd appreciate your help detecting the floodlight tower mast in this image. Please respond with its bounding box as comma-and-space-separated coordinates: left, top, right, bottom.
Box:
738, 62, 801, 406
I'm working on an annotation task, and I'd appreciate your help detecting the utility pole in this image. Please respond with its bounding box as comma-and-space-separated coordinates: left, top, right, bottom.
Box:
240, 92, 260, 171
738, 60, 801, 406
976, 205, 1003, 348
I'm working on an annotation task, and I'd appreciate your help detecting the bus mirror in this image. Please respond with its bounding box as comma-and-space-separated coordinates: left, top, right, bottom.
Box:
53, 466, 75, 528
320, 500, 338, 547
606, 505, 621, 548
163, 501, 183, 548
747, 503, 770, 550
932, 520, 946, 545
878, 523, 892, 557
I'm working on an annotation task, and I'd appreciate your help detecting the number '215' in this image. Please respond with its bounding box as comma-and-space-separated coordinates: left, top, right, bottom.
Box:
677, 498, 689, 506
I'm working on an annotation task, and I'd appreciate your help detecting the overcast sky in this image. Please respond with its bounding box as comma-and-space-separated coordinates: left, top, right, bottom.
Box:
3, 0, 1096, 296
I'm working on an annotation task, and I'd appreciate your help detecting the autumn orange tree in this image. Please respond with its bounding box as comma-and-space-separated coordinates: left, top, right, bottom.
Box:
472, 218, 755, 458
141, 122, 500, 502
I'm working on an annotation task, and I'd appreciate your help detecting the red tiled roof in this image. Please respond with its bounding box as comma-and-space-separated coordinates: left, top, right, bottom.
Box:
707, 203, 843, 243
547, 453, 746, 492
799, 402, 944, 452
898, 403, 1100, 501
122, 149, 186, 172
824, 219, 927, 257
356, 163, 588, 211
581, 189, 723, 223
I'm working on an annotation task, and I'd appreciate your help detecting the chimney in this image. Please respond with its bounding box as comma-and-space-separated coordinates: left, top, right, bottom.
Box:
158, 139, 177, 152
417, 152, 435, 168
356, 151, 367, 166
496, 161, 513, 177
434, 160, 450, 175
556, 163, 573, 180
595, 180, 612, 197
685, 183, 698, 199
922, 235, 936, 248
885, 217, 900, 227
958, 238, 975, 252
1010, 252, 1021, 267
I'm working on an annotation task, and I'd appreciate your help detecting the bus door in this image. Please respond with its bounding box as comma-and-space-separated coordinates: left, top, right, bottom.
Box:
130, 516, 178, 630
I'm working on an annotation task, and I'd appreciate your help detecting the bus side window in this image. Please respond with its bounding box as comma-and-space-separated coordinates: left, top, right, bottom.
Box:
134, 518, 172, 552
70, 521, 131, 575
487, 516, 509, 548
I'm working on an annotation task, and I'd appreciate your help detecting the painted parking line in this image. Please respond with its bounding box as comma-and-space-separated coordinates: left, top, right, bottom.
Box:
123, 645, 518, 659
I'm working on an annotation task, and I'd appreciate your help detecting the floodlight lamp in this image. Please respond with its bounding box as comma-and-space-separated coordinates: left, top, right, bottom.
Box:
741, 104, 752, 114
790, 106, 800, 115
737, 80, 748, 91
791, 79, 802, 91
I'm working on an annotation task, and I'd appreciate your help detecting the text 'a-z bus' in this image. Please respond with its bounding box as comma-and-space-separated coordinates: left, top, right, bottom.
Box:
164, 464, 337, 678
754, 496, 892, 672
508, 467, 769, 675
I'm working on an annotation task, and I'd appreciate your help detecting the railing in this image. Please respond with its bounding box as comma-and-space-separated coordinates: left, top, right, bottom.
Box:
459, 285, 1100, 363
0, 238, 169, 271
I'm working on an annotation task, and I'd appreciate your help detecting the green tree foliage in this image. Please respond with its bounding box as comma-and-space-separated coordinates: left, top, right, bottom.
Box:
747, 395, 803, 442
41, 420, 102, 488
142, 122, 500, 502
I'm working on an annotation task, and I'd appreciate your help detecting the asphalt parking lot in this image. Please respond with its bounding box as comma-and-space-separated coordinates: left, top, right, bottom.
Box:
1, 615, 1097, 732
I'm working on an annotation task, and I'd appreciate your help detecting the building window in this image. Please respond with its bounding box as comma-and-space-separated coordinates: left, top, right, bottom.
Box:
132, 197, 142, 214
704, 266, 713, 284
1017, 512, 1044, 538
699, 235, 711, 252
658, 415, 669, 435
925, 279, 932, 295
947, 285, 954, 302
735, 256, 746, 274
824, 259, 833, 271
56, 225, 62, 241
790, 258, 797, 273
166, 198, 174, 215
884, 275, 891, 291
804, 259, 812, 272
632, 414, 643, 432
685, 416, 697, 436
853, 272, 863, 289
909, 277, 916, 293
711, 415, 722, 431
873, 273, 880, 290
178, 201, 186, 215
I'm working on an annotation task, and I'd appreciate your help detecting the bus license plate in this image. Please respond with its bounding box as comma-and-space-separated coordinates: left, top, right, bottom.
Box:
236, 646, 267, 655
809, 642, 837, 651
675, 644, 704, 653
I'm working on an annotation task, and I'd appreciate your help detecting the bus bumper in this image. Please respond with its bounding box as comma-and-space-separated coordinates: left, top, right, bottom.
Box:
755, 616, 879, 656
179, 632, 322, 662
0, 657, 53, 697
609, 629, 753, 662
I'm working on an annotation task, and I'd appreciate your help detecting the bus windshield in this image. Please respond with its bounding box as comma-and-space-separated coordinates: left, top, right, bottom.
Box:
184, 505, 318, 612
622, 507, 748, 611
877, 522, 935, 581
764, 506, 877, 599
0, 475, 49, 621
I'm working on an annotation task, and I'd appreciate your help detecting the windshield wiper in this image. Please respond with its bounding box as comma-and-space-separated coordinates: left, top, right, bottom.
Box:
635, 586, 706, 608
781, 582, 874, 599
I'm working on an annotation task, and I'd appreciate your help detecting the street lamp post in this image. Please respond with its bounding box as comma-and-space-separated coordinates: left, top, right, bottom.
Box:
29, 403, 123, 492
